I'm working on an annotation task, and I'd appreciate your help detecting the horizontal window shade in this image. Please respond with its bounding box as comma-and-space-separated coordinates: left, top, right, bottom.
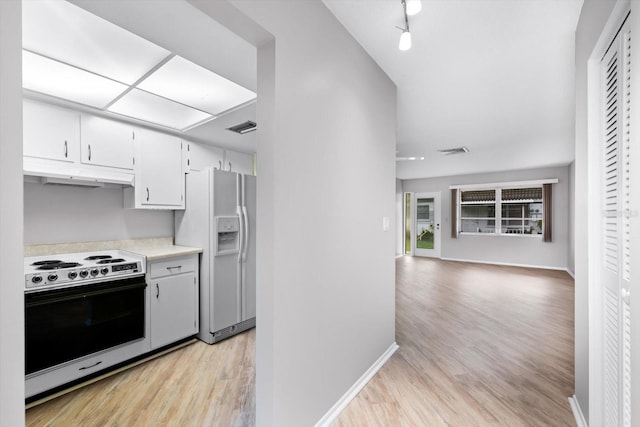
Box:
502, 187, 542, 201
461, 190, 495, 202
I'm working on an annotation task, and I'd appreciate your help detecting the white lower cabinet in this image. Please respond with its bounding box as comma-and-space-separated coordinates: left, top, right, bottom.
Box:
148, 255, 199, 350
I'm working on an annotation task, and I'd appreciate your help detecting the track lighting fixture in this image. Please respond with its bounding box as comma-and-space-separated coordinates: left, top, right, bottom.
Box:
396, 0, 421, 51
399, 30, 412, 51
406, 0, 422, 16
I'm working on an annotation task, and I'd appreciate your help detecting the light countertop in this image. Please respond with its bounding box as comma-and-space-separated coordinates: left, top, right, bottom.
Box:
125, 243, 202, 261
25, 237, 202, 261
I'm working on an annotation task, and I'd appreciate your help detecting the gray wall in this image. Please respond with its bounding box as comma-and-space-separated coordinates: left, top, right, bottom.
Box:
574, 0, 617, 421
24, 182, 174, 245
568, 161, 575, 276
211, 1, 398, 425
0, 0, 25, 424
403, 165, 570, 269
396, 178, 404, 256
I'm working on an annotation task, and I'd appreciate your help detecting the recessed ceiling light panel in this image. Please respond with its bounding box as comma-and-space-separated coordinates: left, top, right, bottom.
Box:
137, 56, 256, 115
108, 89, 213, 130
23, 51, 128, 109
22, 0, 170, 85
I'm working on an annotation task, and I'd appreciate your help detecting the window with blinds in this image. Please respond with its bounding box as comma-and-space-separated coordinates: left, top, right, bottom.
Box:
459, 187, 543, 235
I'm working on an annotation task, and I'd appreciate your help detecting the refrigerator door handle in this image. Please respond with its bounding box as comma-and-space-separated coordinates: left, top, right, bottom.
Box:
237, 205, 244, 264
236, 173, 244, 264
242, 205, 250, 262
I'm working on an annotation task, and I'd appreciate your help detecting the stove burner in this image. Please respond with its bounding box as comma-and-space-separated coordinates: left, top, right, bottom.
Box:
31, 260, 64, 266
84, 255, 113, 260
36, 262, 82, 270
97, 258, 126, 264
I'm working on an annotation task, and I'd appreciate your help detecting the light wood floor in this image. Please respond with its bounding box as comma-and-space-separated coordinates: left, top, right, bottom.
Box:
334, 257, 575, 426
26, 330, 255, 427
26, 257, 575, 426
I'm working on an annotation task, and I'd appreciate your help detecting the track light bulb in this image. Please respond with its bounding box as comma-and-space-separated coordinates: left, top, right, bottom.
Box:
399, 30, 412, 51
406, 0, 422, 16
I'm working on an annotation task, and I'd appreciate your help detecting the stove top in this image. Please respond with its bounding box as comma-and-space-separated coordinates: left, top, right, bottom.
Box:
25, 250, 146, 290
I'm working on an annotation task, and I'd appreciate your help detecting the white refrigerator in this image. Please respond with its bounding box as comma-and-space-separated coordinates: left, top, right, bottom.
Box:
175, 168, 256, 344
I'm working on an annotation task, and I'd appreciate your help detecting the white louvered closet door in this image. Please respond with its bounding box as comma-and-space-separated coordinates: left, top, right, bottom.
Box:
601, 17, 631, 427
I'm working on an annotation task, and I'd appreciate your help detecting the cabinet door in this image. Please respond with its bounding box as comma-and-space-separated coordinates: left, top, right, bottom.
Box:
186, 141, 224, 172
224, 150, 254, 175
150, 273, 197, 349
81, 115, 134, 170
138, 131, 184, 207
23, 99, 79, 163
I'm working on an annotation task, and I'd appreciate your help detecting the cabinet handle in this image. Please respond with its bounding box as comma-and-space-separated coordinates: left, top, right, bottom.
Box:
218, 160, 222, 170
88, 144, 92, 161
146, 187, 150, 202
228, 161, 232, 171
156, 283, 159, 299
64, 140, 68, 158
166, 265, 182, 271
79, 360, 102, 371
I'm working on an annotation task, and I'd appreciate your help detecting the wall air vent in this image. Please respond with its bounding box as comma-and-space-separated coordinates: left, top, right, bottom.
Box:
226, 120, 257, 134
438, 146, 469, 155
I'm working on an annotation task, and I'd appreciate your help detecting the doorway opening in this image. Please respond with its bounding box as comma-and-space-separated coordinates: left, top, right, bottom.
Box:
404, 191, 441, 258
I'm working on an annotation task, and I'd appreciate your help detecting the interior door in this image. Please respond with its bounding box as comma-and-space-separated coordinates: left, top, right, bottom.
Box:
413, 192, 441, 258
599, 17, 631, 427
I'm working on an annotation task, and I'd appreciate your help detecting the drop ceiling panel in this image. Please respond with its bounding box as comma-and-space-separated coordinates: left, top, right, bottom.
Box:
137, 56, 256, 115
22, 0, 170, 85
108, 89, 213, 130
23, 51, 128, 109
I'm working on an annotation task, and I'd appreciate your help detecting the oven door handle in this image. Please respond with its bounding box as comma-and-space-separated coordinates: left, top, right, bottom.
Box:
26, 281, 147, 307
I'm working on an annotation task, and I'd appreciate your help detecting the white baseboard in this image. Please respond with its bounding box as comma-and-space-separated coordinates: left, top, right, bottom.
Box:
569, 395, 588, 427
314, 342, 399, 427
440, 257, 569, 273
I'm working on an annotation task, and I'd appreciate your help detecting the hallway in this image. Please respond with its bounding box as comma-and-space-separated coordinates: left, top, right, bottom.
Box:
334, 257, 575, 426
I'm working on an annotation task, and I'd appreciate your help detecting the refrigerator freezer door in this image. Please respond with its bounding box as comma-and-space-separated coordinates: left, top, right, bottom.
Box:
211, 169, 242, 332
242, 174, 257, 321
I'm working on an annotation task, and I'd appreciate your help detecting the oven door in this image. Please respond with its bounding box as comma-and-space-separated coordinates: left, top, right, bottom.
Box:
25, 276, 146, 375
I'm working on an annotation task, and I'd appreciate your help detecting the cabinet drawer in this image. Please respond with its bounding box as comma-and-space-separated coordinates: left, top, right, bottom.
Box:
26, 337, 149, 399
149, 256, 196, 279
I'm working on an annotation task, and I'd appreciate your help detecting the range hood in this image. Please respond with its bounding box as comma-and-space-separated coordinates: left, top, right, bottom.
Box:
23, 157, 134, 187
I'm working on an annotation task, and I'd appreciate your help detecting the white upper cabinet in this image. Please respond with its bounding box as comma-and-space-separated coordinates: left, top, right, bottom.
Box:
23, 99, 79, 163
80, 115, 134, 170
224, 149, 254, 175
125, 128, 185, 209
185, 141, 224, 172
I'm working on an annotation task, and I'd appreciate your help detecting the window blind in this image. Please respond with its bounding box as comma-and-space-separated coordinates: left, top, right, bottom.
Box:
460, 189, 495, 203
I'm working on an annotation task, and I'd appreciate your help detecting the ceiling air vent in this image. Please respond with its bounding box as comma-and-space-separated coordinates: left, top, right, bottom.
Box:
437, 146, 469, 156
226, 120, 257, 135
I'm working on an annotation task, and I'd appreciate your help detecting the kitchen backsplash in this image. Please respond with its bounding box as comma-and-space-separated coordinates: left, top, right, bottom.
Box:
24, 181, 174, 246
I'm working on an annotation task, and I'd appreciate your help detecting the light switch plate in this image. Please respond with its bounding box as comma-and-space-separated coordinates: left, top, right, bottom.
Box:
382, 216, 390, 232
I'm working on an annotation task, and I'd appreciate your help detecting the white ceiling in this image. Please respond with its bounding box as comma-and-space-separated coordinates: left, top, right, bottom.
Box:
324, 0, 584, 180
63, 1, 583, 174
